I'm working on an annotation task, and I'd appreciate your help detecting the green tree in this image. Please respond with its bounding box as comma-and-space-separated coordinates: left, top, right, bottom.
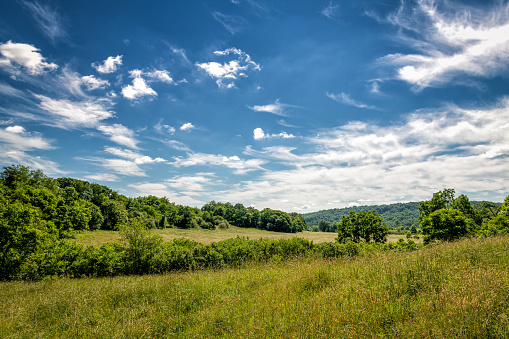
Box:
418, 188, 455, 221
420, 208, 475, 244
337, 210, 388, 243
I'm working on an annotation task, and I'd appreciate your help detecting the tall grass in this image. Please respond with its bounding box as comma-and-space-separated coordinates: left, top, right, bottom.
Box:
1, 236, 508, 338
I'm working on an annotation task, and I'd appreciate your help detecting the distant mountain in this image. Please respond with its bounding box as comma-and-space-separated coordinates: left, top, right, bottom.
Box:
303, 202, 420, 230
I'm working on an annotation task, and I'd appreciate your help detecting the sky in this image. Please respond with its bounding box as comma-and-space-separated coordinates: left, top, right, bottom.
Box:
1, 0, 509, 212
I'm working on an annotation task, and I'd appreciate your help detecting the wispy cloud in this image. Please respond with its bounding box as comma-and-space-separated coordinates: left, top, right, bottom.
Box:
248, 99, 298, 117
196, 48, 261, 88
104, 147, 166, 164
321, 1, 339, 20
326, 92, 378, 110
35, 94, 114, 129
218, 97, 509, 211
378, 0, 509, 90
20, 1, 70, 44
172, 152, 266, 174
97, 124, 139, 149
211, 11, 245, 34
92, 55, 123, 74
0, 41, 58, 75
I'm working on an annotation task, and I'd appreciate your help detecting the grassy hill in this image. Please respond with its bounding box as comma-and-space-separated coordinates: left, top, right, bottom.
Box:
71, 226, 411, 247
303, 202, 420, 229
1, 235, 508, 337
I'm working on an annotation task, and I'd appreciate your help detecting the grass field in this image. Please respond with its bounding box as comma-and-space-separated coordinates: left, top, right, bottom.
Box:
1, 236, 507, 338
72, 226, 414, 247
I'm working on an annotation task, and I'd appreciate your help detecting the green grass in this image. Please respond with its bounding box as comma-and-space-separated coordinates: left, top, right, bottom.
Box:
72, 226, 414, 247
1, 236, 507, 338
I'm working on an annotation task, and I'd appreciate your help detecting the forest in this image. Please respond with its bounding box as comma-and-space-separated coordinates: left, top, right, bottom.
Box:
1, 164, 509, 281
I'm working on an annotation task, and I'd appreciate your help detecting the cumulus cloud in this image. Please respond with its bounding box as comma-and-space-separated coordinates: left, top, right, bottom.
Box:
196, 48, 261, 88
180, 122, 195, 131
121, 69, 157, 100
253, 128, 295, 140
0, 41, 58, 75
101, 158, 147, 177
326, 92, 378, 110
92, 55, 122, 74
379, 0, 509, 90
97, 124, 139, 149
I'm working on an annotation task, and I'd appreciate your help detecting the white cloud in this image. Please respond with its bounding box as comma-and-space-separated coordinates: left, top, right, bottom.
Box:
20, 1, 70, 44
35, 94, 114, 129
154, 121, 176, 135
0, 82, 24, 98
0, 126, 52, 150
98, 124, 139, 149
104, 147, 166, 164
81, 75, 109, 91
218, 98, 509, 211
249, 99, 299, 117
101, 158, 146, 177
145, 69, 174, 83
321, 1, 339, 20
0, 41, 58, 75
326, 92, 378, 110
121, 69, 157, 100
85, 173, 120, 182
92, 55, 122, 74
253, 127, 295, 140
172, 152, 266, 174
5, 125, 25, 134
196, 48, 261, 88
379, 1, 509, 90
180, 122, 195, 131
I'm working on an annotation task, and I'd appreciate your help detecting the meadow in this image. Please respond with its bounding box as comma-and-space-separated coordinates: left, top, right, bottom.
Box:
71, 226, 412, 247
1, 235, 507, 338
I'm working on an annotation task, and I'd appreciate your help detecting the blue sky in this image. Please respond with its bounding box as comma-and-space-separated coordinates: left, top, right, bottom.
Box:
1, 0, 509, 212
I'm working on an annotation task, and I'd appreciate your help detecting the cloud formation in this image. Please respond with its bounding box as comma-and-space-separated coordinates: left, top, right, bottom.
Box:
326, 92, 378, 110
20, 1, 70, 44
379, 0, 509, 90
321, 1, 339, 20
0, 41, 58, 75
180, 122, 195, 131
249, 99, 298, 116
92, 55, 122, 74
173, 152, 266, 174
97, 124, 139, 149
196, 48, 260, 88
253, 128, 295, 140
121, 69, 157, 100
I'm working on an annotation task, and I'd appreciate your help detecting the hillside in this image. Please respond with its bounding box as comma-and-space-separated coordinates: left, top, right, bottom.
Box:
2, 236, 508, 337
303, 202, 420, 230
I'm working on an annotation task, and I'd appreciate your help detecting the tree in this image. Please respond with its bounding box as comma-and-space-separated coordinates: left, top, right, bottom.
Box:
420, 208, 475, 244
337, 210, 388, 243
418, 188, 455, 221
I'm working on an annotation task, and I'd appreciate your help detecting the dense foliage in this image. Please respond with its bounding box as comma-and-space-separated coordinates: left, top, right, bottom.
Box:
201, 201, 307, 233
419, 189, 509, 244
303, 202, 420, 230
336, 210, 388, 243
0, 165, 308, 280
